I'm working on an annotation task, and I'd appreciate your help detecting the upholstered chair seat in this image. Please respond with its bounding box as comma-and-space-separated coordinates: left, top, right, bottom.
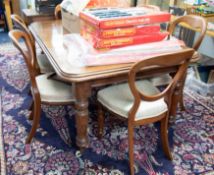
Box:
36, 74, 74, 103
37, 54, 55, 73
149, 74, 172, 86
98, 80, 167, 120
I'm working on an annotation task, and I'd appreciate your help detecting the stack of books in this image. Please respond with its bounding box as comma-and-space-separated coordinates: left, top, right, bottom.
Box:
80, 7, 171, 49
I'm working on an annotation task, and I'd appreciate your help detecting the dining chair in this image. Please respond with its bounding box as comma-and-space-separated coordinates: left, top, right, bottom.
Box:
137, 4, 160, 11
0, 4, 8, 31
9, 29, 75, 144
54, 4, 62, 19
10, 14, 54, 74
168, 15, 207, 110
136, 0, 149, 6
97, 49, 194, 175
169, 6, 185, 16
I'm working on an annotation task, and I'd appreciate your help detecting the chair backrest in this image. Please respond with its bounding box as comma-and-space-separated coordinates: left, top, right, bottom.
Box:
137, 4, 160, 11
136, 0, 149, 6
169, 6, 185, 16
11, 14, 35, 46
54, 4, 61, 20
9, 30, 39, 89
168, 15, 207, 50
128, 49, 194, 120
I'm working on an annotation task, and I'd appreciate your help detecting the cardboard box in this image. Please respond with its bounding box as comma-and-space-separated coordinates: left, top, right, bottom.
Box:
61, 8, 80, 33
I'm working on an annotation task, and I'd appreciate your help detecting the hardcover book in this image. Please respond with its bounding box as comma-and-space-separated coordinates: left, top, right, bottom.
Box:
80, 7, 171, 29
83, 31, 169, 49
81, 21, 161, 38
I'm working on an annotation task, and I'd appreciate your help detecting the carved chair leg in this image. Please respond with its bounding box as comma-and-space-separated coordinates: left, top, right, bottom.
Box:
29, 101, 34, 120
26, 100, 41, 144
97, 104, 104, 138
179, 72, 187, 111
179, 90, 185, 111
128, 124, 135, 175
160, 115, 172, 160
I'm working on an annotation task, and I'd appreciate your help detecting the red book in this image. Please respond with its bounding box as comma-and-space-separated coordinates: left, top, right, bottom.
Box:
80, 7, 171, 29
81, 21, 161, 38
84, 31, 169, 49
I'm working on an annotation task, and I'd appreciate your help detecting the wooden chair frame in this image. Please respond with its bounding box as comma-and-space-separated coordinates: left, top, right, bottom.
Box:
168, 15, 207, 51
9, 30, 74, 144
11, 14, 55, 74
11, 14, 40, 70
137, 4, 160, 11
98, 49, 194, 175
11, 14, 35, 45
168, 15, 207, 110
54, 4, 61, 20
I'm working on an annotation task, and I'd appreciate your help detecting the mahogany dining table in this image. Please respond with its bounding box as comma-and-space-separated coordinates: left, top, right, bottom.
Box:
29, 19, 191, 150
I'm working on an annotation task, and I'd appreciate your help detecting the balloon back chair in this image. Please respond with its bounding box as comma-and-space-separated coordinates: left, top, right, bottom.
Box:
11, 14, 54, 74
168, 15, 207, 111
54, 4, 62, 19
97, 49, 194, 175
137, 4, 160, 11
9, 30, 75, 144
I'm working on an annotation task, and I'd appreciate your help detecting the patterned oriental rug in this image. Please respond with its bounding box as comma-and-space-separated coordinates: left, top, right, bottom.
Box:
0, 43, 214, 175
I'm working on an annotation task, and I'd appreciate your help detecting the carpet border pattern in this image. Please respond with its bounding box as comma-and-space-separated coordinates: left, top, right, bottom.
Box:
0, 88, 6, 175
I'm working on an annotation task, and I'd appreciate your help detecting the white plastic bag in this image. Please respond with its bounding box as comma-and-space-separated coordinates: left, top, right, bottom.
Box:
185, 68, 214, 96
61, 0, 90, 16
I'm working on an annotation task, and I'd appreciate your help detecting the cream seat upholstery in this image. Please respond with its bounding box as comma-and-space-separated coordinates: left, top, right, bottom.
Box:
37, 54, 55, 74
149, 74, 172, 86
98, 80, 167, 121
36, 74, 74, 103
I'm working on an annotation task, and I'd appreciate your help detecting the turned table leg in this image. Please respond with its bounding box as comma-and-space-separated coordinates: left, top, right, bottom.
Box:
73, 82, 91, 150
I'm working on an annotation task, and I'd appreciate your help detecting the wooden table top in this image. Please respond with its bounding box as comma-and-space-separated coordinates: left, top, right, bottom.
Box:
29, 20, 194, 83
29, 20, 136, 82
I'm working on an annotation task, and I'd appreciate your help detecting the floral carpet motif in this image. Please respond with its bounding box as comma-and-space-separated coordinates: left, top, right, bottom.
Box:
0, 53, 29, 91
0, 43, 214, 174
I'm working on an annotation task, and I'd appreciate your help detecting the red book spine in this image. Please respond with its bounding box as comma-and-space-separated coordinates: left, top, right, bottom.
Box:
100, 26, 161, 38
80, 11, 171, 29
84, 32, 169, 49
100, 13, 170, 29
81, 21, 161, 38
